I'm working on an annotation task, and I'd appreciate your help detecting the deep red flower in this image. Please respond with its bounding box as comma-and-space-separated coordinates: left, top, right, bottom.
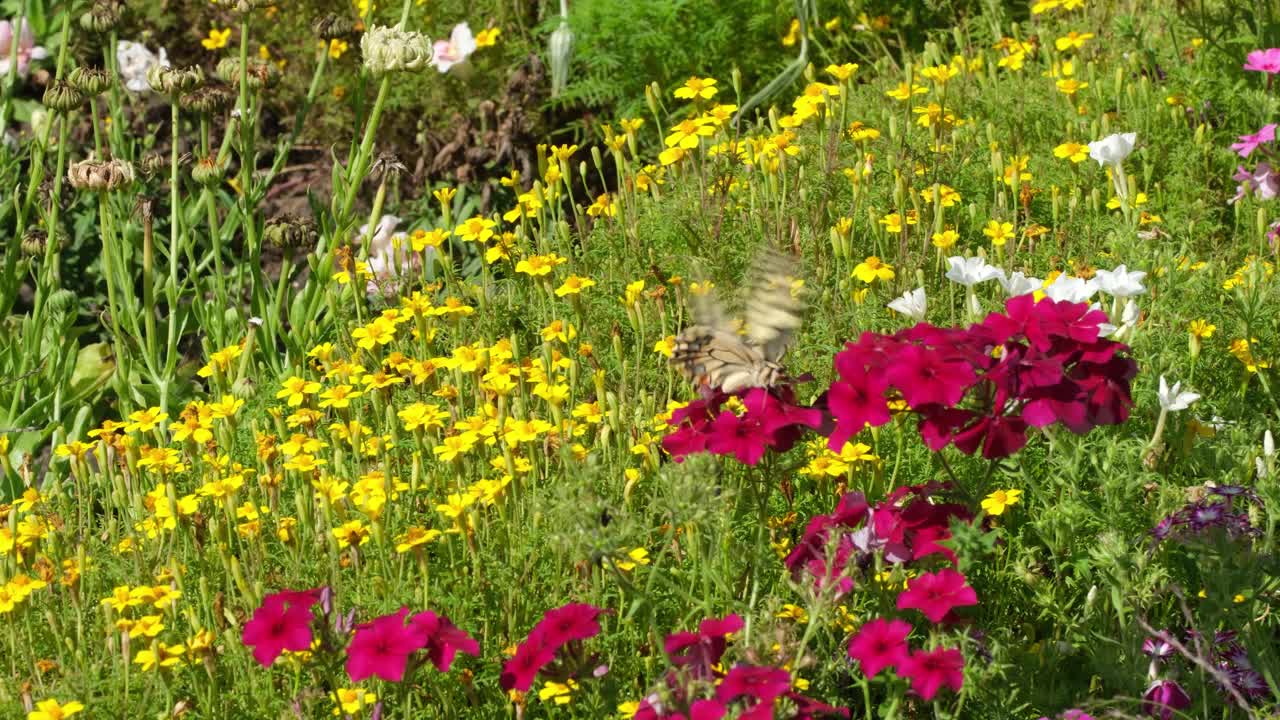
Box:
896, 569, 978, 623
715, 664, 793, 705
846, 618, 912, 677
409, 610, 480, 672
886, 344, 976, 409
896, 647, 965, 700
241, 590, 321, 667
664, 614, 744, 678
346, 607, 429, 682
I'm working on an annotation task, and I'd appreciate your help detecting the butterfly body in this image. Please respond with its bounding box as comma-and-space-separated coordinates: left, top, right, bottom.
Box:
670, 248, 804, 393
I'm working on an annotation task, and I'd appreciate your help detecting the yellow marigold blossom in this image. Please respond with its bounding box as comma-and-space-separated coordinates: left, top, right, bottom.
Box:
283, 454, 326, 473
475, 27, 501, 47
127, 407, 169, 433
503, 418, 553, 445
395, 527, 442, 553
1056, 78, 1087, 95
653, 336, 675, 358
538, 679, 579, 705
1230, 338, 1270, 373
454, 216, 497, 243
170, 414, 213, 444
515, 253, 566, 277
197, 475, 244, 500
846, 121, 880, 142
920, 63, 959, 84
317, 384, 361, 409
658, 146, 689, 166
877, 211, 916, 234
664, 116, 716, 149
436, 491, 478, 520
351, 318, 397, 350
326, 38, 349, 59
1054, 142, 1089, 163
853, 256, 895, 284
128, 614, 165, 639
276, 376, 321, 406
208, 395, 244, 419
776, 604, 809, 623
826, 62, 859, 81
332, 520, 371, 548
932, 229, 960, 249
411, 228, 450, 252
674, 76, 718, 100
780, 17, 800, 46
587, 193, 616, 218
623, 279, 646, 306
555, 275, 596, 297
331, 689, 377, 716
27, 698, 85, 720
201, 27, 231, 50
981, 488, 1023, 515
984, 220, 1015, 246
1055, 31, 1094, 51
615, 547, 650, 571
920, 184, 961, 207
197, 343, 243, 378
433, 432, 479, 462
1003, 155, 1032, 186
1189, 320, 1216, 339
885, 81, 927, 101
54, 441, 96, 461
802, 455, 849, 477
137, 447, 185, 473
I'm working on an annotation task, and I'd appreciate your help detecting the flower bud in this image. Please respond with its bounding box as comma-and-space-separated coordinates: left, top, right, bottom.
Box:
361, 25, 433, 75
313, 14, 354, 41
191, 155, 228, 187
43, 81, 85, 114
68, 159, 135, 192
216, 57, 279, 90
263, 215, 319, 253
147, 64, 205, 96
46, 289, 78, 317
548, 20, 573, 97
80, 0, 125, 33
68, 66, 115, 95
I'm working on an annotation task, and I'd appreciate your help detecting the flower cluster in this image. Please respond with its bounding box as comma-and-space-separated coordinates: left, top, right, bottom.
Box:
662, 387, 824, 465
500, 603, 605, 692
1149, 485, 1262, 545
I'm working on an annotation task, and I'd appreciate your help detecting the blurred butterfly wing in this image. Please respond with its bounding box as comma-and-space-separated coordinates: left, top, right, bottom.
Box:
742, 248, 805, 362
671, 327, 768, 391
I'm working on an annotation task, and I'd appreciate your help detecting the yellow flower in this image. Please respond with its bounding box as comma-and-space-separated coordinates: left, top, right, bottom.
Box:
28, 699, 85, 720
475, 27, 501, 47
433, 187, 457, 207
780, 18, 800, 46
587, 193, 616, 218
674, 76, 718, 100
201, 27, 232, 51
826, 62, 858, 81
983, 220, 1015, 247
931, 229, 960, 249
555, 275, 596, 296
920, 184, 961, 208
411, 228, 450, 252
615, 547, 650, 571
853, 256, 895, 284
127, 407, 169, 433
395, 527, 442, 553
884, 81, 927, 101
327, 39, 349, 59
319, 384, 362, 409
133, 643, 185, 671
331, 689, 377, 716
276, 376, 321, 406
538, 679, 579, 705
776, 603, 809, 623
454, 216, 497, 243
1055, 78, 1088, 95
1054, 141, 1089, 163
920, 63, 959, 84
1055, 31, 1094, 51
515, 253, 566, 277
332, 520, 371, 548
653, 336, 675, 358
846, 121, 880, 142
433, 432, 479, 462
981, 488, 1023, 516
351, 318, 397, 350
1188, 320, 1216, 339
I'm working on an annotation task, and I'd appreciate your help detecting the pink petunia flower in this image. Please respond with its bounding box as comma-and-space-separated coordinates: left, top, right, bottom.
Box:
846, 618, 912, 677
1244, 48, 1280, 74
0, 18, 49, 80
1231, 123, 1277, 158
896, 569, 978, 623
499, 602, 604, 692
346, 607, 429, 682
408, 610, 480, 672
715, 664, 793, 706
896, 647, 965, 700
241, 588, 323, 667
664, 614, 744, 679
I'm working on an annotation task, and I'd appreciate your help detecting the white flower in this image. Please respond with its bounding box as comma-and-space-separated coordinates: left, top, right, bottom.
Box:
117, 40, 169, 93
1088, 132, 1137, 167
1266, 430, 1275, 458
432, 22, 476, 73
998, 271, 1042, 297
887, 287, 927, 322
358, 215, 415, 294
1041, 276, 1096, 303
1093, 264, 1147, 298
1157, 375, 1200, 412
1098, 299, 1139, 339
945, 256, 1004, 287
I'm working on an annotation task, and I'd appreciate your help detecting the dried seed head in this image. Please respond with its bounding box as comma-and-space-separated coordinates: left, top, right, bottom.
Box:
80, 0, 125, 33
67, 66, 115, 96
147, 64, 205, 96
313, 14, 354, 41
140, 152, 168, 179
68, 159, 135, 192
180, 83, 235, 114
361, 25, 433, 75
43, 81, 85, 114
215, 57, 279, 90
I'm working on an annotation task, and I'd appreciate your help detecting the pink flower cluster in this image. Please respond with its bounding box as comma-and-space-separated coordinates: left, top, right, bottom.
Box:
240, 587, 479, 684
664, 297, 1136, 467
663, 387, 823, 465
828, 296, 1136, 459
784, 486, 971, 596
635, 614, 848, 719
500, 603, 605, 692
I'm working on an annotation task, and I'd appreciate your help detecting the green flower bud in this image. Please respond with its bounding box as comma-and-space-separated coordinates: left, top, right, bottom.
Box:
180, 83, 234, 114
215, 57, 279, 90
46, 289, 79, 317
361, 25, 433, 75
191, 155, 228, 188
80, 0, 125, 33
147, 64, 205, 96
68, 66, 115, 95
43, 81, 85, 114
548, 21, 574, 97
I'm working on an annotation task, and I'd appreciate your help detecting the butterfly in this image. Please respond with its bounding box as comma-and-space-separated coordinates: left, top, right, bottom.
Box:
670, 247, 805, 393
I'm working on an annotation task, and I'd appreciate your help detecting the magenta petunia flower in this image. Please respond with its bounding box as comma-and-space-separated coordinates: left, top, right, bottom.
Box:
537, 602, 604, 647
664, 613, 744, 679
896, 569, 978, 623
499, 630, 556, 692
896, 647, 965, 700
409, 610, 480, 672
886, 344, 976, 409
346, 607, 429, 682
1244, 48, 1280, 74
1142, 680, 1191, 720
1231, 123, 1277, 158
715, 664, 793, 705
241, 589, 322, 667
689, 699, 728, 720
846, 618, 912, 677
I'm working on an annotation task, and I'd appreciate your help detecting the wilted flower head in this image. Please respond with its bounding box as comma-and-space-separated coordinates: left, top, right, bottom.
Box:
0, 18, 49, 80
116, 40, 169, 93
362, 25, 433, 75
431, 22, 476, 73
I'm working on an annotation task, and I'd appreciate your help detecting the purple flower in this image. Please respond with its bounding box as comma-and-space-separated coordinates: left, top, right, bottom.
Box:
1231, 124, 1277, 158
1143, 680, 1192, 720
1231, 163, 1280, 203
1244, 48, 1280, 74
1143, 633, 1175, 659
